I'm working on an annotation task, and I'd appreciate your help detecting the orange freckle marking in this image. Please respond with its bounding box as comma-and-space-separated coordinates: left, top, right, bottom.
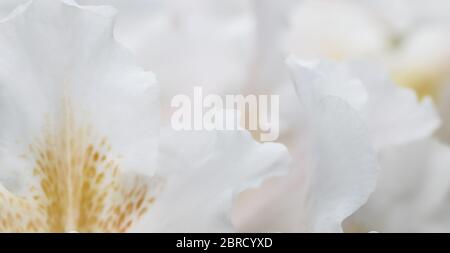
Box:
138, 207, 148, 217
118, 213, 125, 225
86, 166, 96, 177
95, 173, 105, 185
82, 181, 90, 192
136, 197, 144, 210
93, 152, 100, 162
114, 206, 121, 215
126, 203, 133, 214
94, 205, 103, 214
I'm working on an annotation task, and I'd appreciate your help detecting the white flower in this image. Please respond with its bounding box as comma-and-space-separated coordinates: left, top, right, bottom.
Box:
255, 0, 450, 100
245, 0, 450, 232
388, 24, 450, 99
233, 57, 378, 232
284, 58, 450, 232
0, 0, 158, 232
288, 59, 440, 149
0, 0, 289, 233
350, 1, 450, 122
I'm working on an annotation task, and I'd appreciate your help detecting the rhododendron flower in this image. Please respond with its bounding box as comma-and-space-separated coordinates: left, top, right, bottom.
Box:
233, 58, 379, 233
0, 0, 289, 233
283, 58, 450, 232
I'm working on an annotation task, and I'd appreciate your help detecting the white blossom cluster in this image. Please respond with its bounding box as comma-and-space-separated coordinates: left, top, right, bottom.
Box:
0, 0, 449, 233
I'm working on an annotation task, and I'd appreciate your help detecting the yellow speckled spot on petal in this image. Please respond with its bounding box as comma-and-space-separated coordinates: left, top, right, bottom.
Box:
0, 102, 161, 233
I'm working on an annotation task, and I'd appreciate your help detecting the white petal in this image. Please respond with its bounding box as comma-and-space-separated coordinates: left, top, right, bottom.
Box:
350, 138, 450, 232
233, 60, 378, 232
351, 62, 441, 148
0, 0, 158, 177
305, 97, 378, 232
0, 0, 159, 232
131, 129, 290, 232
287, 58, 441, 148
287, 57, 368, 110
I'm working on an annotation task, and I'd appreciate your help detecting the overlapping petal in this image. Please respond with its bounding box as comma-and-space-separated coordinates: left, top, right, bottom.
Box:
132, 129, 290, 232
233, 58, 378, 232
287, 58, 440, 149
